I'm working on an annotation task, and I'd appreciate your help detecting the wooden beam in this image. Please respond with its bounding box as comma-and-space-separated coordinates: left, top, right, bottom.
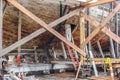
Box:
102, 28, 120, 44
70, 0, 115, 10
81, 4, 120, 48
81, 12, 120, 45
18, 11, 22, 53
31, 0, 86, 6
75, 10, 85, 80
84, 0, 115, 8
2, 0, 86, 57
80, 14, 85, 49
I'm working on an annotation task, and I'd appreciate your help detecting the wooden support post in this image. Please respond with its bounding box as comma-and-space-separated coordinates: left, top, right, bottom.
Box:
75, 10, 85, 80
109, 59, 115, 80
18, 11, 22, 54
1, 2, 80, 57
81, 4, 120, 48
0, 0, 3, 56
4, 0, 86, 57
80, 11, 120, 46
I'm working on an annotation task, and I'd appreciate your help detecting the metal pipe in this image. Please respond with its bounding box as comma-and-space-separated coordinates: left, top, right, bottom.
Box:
87, 8, 90, 57
110, 2, 116, 58
109, 29, 116, 58
61, 42, 67, 59
115, 13, 119, 58
0, 0, 3, 76
87, 8, 98, 76
0, 0, 3, 54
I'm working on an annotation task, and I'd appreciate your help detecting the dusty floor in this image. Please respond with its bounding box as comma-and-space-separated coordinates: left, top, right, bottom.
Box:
24, 72, 119, 80
25, 73, 88, 80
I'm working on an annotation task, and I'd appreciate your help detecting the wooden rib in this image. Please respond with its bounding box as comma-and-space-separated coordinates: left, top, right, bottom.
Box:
81, 12, 120, 45
81, 4, 120, 48
2, 0, 86, 57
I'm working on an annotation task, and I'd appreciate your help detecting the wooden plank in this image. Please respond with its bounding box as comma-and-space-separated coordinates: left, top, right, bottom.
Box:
70, 0, 115, 10
51, 57, 120, 65
89, 76, 110, 80
18, 11, 22, 53
102, 27, 120, 44
80, 13, 85, 49
2, 0, 86, 57
1, 2, 80, 57
81, 12, 120, 45
84, 0, 115, 8
75, 11, 85, 80
81, 5, 120, 48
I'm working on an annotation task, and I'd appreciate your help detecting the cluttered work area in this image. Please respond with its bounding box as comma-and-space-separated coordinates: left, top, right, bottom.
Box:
0, 0, 120, 80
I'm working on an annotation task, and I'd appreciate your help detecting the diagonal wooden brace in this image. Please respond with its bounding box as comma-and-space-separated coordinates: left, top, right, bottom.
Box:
81, 12, 120, 45
84, 0, 115, 8
70, 0, 115, 10
81, 4, 120, 48
4, 0, 86, 57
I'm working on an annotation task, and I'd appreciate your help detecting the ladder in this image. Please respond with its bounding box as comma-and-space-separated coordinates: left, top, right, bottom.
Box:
66, 45, 79, 70
64, 24, 79, 70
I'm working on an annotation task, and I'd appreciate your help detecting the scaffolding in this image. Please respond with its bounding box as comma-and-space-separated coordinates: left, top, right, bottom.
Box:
1, 0, 120, 80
